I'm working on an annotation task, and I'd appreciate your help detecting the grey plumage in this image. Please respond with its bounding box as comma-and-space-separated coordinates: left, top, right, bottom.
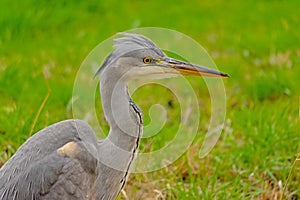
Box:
0, 120, 98, 199
96, 33, 165, 75
0, 33, 228, 200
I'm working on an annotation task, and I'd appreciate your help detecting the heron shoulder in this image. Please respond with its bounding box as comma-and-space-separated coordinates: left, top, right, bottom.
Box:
0, 119, 99, 200
0, 119, 98, 171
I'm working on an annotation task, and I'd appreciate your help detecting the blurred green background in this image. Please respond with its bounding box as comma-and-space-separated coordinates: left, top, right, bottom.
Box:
0, 0, 299, 199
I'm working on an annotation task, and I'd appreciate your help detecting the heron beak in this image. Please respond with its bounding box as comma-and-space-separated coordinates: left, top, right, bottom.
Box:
159, 57, 229, 78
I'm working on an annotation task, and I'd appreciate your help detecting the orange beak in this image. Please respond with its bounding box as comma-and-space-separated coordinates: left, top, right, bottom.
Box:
160, 57, 229, 78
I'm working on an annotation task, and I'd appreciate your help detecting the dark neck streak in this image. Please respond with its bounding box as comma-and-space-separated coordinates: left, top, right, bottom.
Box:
120, 99, 143, 188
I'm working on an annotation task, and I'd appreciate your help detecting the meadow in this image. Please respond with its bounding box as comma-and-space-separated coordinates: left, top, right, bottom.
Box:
0, 0, 299, 199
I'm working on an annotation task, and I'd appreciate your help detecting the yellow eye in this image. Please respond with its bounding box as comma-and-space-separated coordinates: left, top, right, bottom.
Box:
143, 57, 152, 64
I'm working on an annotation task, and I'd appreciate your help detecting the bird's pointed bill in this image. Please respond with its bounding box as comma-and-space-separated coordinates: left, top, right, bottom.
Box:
159, 57, 229, 78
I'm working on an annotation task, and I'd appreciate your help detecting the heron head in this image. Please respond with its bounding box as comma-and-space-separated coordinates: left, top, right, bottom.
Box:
96, 33, 229, 80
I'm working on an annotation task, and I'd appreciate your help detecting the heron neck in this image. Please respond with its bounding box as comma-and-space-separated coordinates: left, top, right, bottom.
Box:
100, 70, 143, 151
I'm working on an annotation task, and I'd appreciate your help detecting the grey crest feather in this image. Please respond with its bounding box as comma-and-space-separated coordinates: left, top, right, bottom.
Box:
95, 33, 165, 76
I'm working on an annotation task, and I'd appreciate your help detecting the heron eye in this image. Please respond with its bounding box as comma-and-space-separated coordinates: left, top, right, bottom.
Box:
143, 57, 152, 64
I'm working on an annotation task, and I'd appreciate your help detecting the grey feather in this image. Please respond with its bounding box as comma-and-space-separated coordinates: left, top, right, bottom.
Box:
95, 33, 165, 76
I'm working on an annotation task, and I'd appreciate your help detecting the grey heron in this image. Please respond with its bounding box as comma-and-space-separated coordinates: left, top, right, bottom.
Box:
0, 33, 228, 199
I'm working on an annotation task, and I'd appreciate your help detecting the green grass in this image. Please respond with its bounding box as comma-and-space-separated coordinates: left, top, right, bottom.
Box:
0, 0, 299, 199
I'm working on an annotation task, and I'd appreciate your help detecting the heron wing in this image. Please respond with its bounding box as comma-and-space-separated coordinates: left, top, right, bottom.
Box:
0, 119, 99, 200
40, 141, 98, 200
